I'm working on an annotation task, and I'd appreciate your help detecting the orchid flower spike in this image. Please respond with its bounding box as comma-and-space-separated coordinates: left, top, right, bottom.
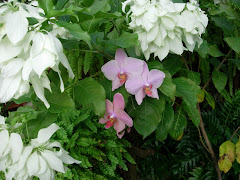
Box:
101, 49, 144, 91
99, 93, 133, 138
125, 62, 165, 105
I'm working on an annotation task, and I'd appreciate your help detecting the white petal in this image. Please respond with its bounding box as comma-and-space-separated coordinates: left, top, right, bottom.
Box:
31, 75, 50, 108
161, 16, 175, 30
36, 155, 47, 175
31, 50, 56, 77
147, 24, 159, 42
0, 115, 5, 125
22, 58, 33, 81
0, 38, 22, 63
37, 123, 59, 144
168, 37, 184, 55
1, 58, 25, 77
40, 73, 51, 92
13, 80, 30, 100
37, 167, 53, 180
6, 11, 28, 45
155, 41, 169, 61
9, 133, 23, 163
26, 4, 45, 20
27, 151, 40, 176
59, 53, 74, 79
20, 31, 35, 53
44, 34, 58, 57
0, 129, 9, 156
31, 32, 46, 58
59, 149, 81, 164
41, 150, 65, 173
16, 146, 33, 171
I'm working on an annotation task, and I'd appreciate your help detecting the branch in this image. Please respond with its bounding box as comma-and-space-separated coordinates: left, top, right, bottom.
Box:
198, 103, 222, 180
230, 126, 240, 141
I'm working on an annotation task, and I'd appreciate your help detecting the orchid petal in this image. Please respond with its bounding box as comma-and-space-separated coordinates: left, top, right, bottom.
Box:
99, 118, 108, 124
141, 62, 149, 82
112, 77, 123, 91
115, 110, 133, 127
125, 77, 144, 95
101, 60, 120, 81
135, 87, 145, 105
6, 11, 28, 45
124, 57, 144, 77
106, 99, 113, 114
114, 120, 126, 139
115, 49, 127, 69
150, 88, 159, 99
37, 123, 59, 144
113, 93, 125, 111
41, 150, 65, 173
148, 69, 165, 88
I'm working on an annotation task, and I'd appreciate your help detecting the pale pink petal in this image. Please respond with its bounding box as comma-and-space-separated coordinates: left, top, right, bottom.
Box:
101, 60, 120, 81
125, 77, 144, 95
99, 118, 108, 124
149, 88, 159, 99
124, 58, 144, 77
106, 99, 113, 114
114, 119, 126, 139
117, 130, 125, 139
141, 62, 149, 82
115, 49, 127, 70
112, 77, 123, 91
113, 93, 125, 111
115, 110, 133, 127
148, 69, 165, 88
135, 87, 146, 105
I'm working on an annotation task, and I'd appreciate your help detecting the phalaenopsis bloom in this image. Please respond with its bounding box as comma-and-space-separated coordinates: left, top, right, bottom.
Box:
101, 49, 144, 91
126, 62, 165, 105
99, 93, 133, 138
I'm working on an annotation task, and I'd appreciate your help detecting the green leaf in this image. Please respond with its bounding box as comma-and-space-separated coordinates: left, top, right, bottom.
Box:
204, 90, 215, 109
182, 102, 200, 127
51, 9, 79, 21
208, 44, 224, 57
155, 103, 174, 141
74, 78, 106, 116
124, 153, 136, 164
230, 59, 240, 71
159, 71, 176, 101
55, 0, 69, 10
220, 89, 232, 103
196, 40, 208, 58
25, 112, 58, 139
173, 77, 201, 107
162, 55, 182, 76
38, 0, 54, 17
148, 61, 164, 71
88, 0, 110, 14
134, 95, 165, 139
212, 71, 228, 93
105, 32, 138, 48
187, 71, 201, 85
83, 52, 92, 75
56, 21, 91, 47
169, 106, 186, 139
224, 37, 240, 53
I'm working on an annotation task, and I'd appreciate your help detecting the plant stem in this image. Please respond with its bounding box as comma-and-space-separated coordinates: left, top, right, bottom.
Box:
197, 103, 222, 180
230, 126, 240, 141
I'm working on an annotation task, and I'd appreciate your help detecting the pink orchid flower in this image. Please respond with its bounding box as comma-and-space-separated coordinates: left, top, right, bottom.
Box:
101, 49, 144, 91
99, 93, 133, 138
125, 62, 165, 105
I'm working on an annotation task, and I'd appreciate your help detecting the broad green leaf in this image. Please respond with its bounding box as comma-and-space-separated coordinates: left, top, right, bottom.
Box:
230, 59, 240, 71
148, 61, 164, 71
182, 102, 200, 127
45, 91, 75, 113
134, 96, 165, 139
211, 17, 235, 36
105, 32, 138, 48
55, 0, 69, 10
74, 78, 106, 116
25, 112, 58, 139
155, 103, 174, 141
51, 9, 79, 20
219, 141, 236, 163
208, 44, 224, 57
187, 71, 201, 85
196, 40, 208, 58
88, 0, 110, 14
162, 55, 182, 76
159, 71, 176, 101
169, 106, 186, 139
173, 77, 201, 107
56, 21, 91, 47
38, 0, 54, 17
212, 71, 228, 93
204, 90, 215, 109
218, 157, 232, 173
224, 37, 240, 53
220, 89, 232, 103
83, 52, 92, 75
232, 0, 240, 7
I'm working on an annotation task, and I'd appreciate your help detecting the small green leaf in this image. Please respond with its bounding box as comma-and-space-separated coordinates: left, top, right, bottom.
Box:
159, 71, 176, 101
212, 71, 228, 93
196, 40, 208, 58
74, 78, 106, 116
105, 32, 138, 48
162, 55, 182, 76
124, 153, 136, 164
208, 44, 224, 57
83, 52, 92, 75
182, 102, 200, 127
224, 37, 240, 53
204, 90, 215, 109
38, 0, 54, 17
187, 71, 201, 85
220, 89, 232, 103
169, 106, 186, 139
134, 95, 165, 139
155, 103, 174, 141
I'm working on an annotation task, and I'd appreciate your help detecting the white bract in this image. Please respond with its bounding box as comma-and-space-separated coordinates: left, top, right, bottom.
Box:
0, 0, 74, 108
122, 0, 208, 61
2, 123, 81, 180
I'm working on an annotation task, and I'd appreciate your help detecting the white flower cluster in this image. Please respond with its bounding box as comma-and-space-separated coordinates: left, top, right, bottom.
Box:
0, 0, 74, 108
0, 116, 80, 180
122, 0, 208, 61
